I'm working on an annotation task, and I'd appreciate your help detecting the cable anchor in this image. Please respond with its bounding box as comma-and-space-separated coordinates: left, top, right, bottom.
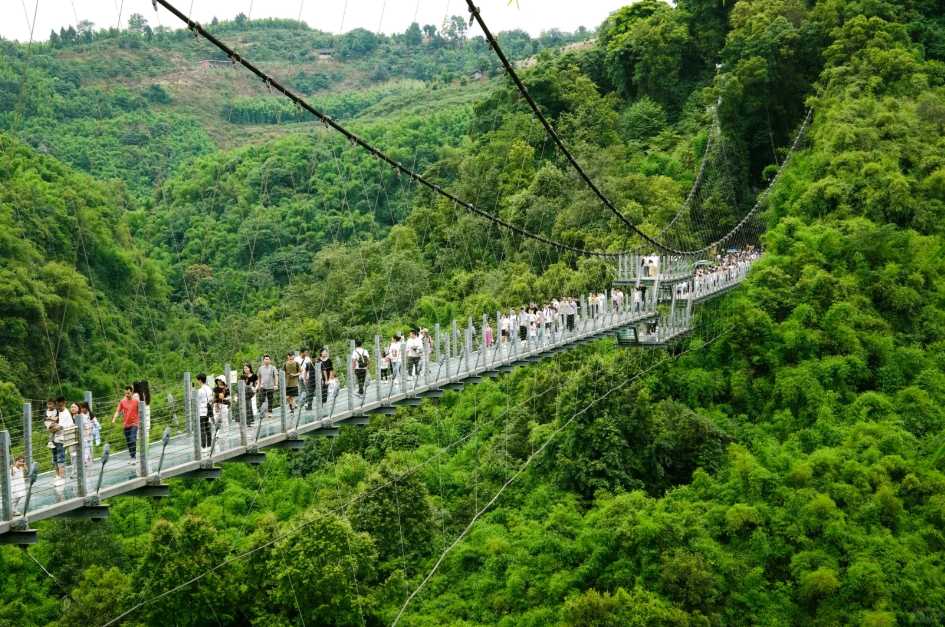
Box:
192, 22, 200, 40
468, 5, 479, 27
265, 76, 272, 93
151, 0, 158, 11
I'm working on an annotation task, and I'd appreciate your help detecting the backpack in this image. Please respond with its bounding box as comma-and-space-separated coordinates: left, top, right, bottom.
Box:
356, 349, 369, 370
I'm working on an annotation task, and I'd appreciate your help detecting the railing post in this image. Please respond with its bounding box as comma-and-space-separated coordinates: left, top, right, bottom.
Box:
424, 331, 431, 387
435, 324, 442, 381
580, 295, 586, 333
510, 313, 518, 357
496, 311, 502, 360
315, 362, 323, 419
238, 380, 248, 447
22, 403, 32, 471
400, 335, 408, 387
1, 431, 12, 521
75, 412, 87, 496
465, 327, 471, 373
348, 339, 356, 407
466, 318, 473, 373
375, 335, 382, 400
184, 372, 197, 459
452, 320, 459, 365
137, 401, 149, 478
483, 314, 490, 367
279, 370, 287, 434
443, 326, 450, 379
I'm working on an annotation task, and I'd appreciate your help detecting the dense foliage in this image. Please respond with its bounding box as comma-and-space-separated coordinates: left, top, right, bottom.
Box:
2, 0, 945, 625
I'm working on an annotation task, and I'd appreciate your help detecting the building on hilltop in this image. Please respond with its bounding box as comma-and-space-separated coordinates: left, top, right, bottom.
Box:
312, 49, 334, 62
196, 59, 233, 69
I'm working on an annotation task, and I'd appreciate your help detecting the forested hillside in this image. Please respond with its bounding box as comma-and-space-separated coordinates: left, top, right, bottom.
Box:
2, 0, 945, 625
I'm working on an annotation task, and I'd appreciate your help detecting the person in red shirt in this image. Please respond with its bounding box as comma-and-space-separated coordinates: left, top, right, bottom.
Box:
111, 386, 139, 465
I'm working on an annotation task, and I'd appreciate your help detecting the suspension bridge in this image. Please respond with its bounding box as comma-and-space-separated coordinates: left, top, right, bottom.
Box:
0, 0, 812, 621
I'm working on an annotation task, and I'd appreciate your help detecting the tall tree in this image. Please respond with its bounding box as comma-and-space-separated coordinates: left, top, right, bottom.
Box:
405, 21, 422, 47
126, 13, 148, 35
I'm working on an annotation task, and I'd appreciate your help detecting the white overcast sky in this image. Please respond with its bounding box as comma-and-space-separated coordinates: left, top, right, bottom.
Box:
4, 0, 632, 43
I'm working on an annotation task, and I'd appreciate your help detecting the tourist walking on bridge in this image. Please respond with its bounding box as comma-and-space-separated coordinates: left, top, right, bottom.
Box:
299, 348, 314, 411
352, 340, 371, 397
112, 387, 139, 467
240, 363, 258, 426
196, 374, 214, 454
257, 355, 278, 418
9, 456, 26, 516
380, 349, 391, 380
319, 348, 333, 404
213, 375, 231, 437
388, 334, 402, 387
77, 402, 94, 469
45, 397, 64, 484
421, 328, 433, 367
284, 352, 300, 416
63, 401, 79, 478
406, 329, 422, 380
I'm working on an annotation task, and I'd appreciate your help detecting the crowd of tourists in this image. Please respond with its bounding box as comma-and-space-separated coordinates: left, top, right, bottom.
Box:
8, 381, 148, 505
10, 250, 761, 488
694, 248, 760, 294
181, 290, 636, 454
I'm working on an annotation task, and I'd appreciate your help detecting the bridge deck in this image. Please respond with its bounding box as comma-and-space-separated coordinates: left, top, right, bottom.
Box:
0, 270, 750, 538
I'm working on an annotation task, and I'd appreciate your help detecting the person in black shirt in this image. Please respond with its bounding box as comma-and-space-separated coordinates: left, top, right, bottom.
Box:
240, 363, 258, 426
213, 375, 231, 437
318, 348, 333, 405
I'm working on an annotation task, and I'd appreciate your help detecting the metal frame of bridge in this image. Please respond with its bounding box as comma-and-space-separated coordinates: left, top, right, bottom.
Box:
0, 265, 752, 543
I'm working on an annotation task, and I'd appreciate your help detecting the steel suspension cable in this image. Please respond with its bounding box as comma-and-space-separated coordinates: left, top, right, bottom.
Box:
463, 1, 684, 254
151, 0, 624, 259
466, 1, 811, 257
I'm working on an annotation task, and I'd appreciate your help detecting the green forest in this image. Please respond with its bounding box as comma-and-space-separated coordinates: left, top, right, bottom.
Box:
3, 0, 945, 624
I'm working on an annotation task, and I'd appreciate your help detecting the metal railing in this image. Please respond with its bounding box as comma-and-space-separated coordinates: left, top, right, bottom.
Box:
0, 266, 755, 538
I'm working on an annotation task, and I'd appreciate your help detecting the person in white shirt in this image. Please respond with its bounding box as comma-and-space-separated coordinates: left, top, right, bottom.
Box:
77, 402, 94, 469
10, 456, 26, 516
351, 339, 371, 397
566, 297, 577, 331
257, 355, 279, 418
60, 401, 77, 479
327, 371, 340, 405
420, 328, 433, 366
380, 349, 391, 379
500, 314, 510, 342
406, 329, 423, 380
388, 333, 403, 386
45, 397, 66, 484
196, 373, 215, 455
517, 307, 529, 342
